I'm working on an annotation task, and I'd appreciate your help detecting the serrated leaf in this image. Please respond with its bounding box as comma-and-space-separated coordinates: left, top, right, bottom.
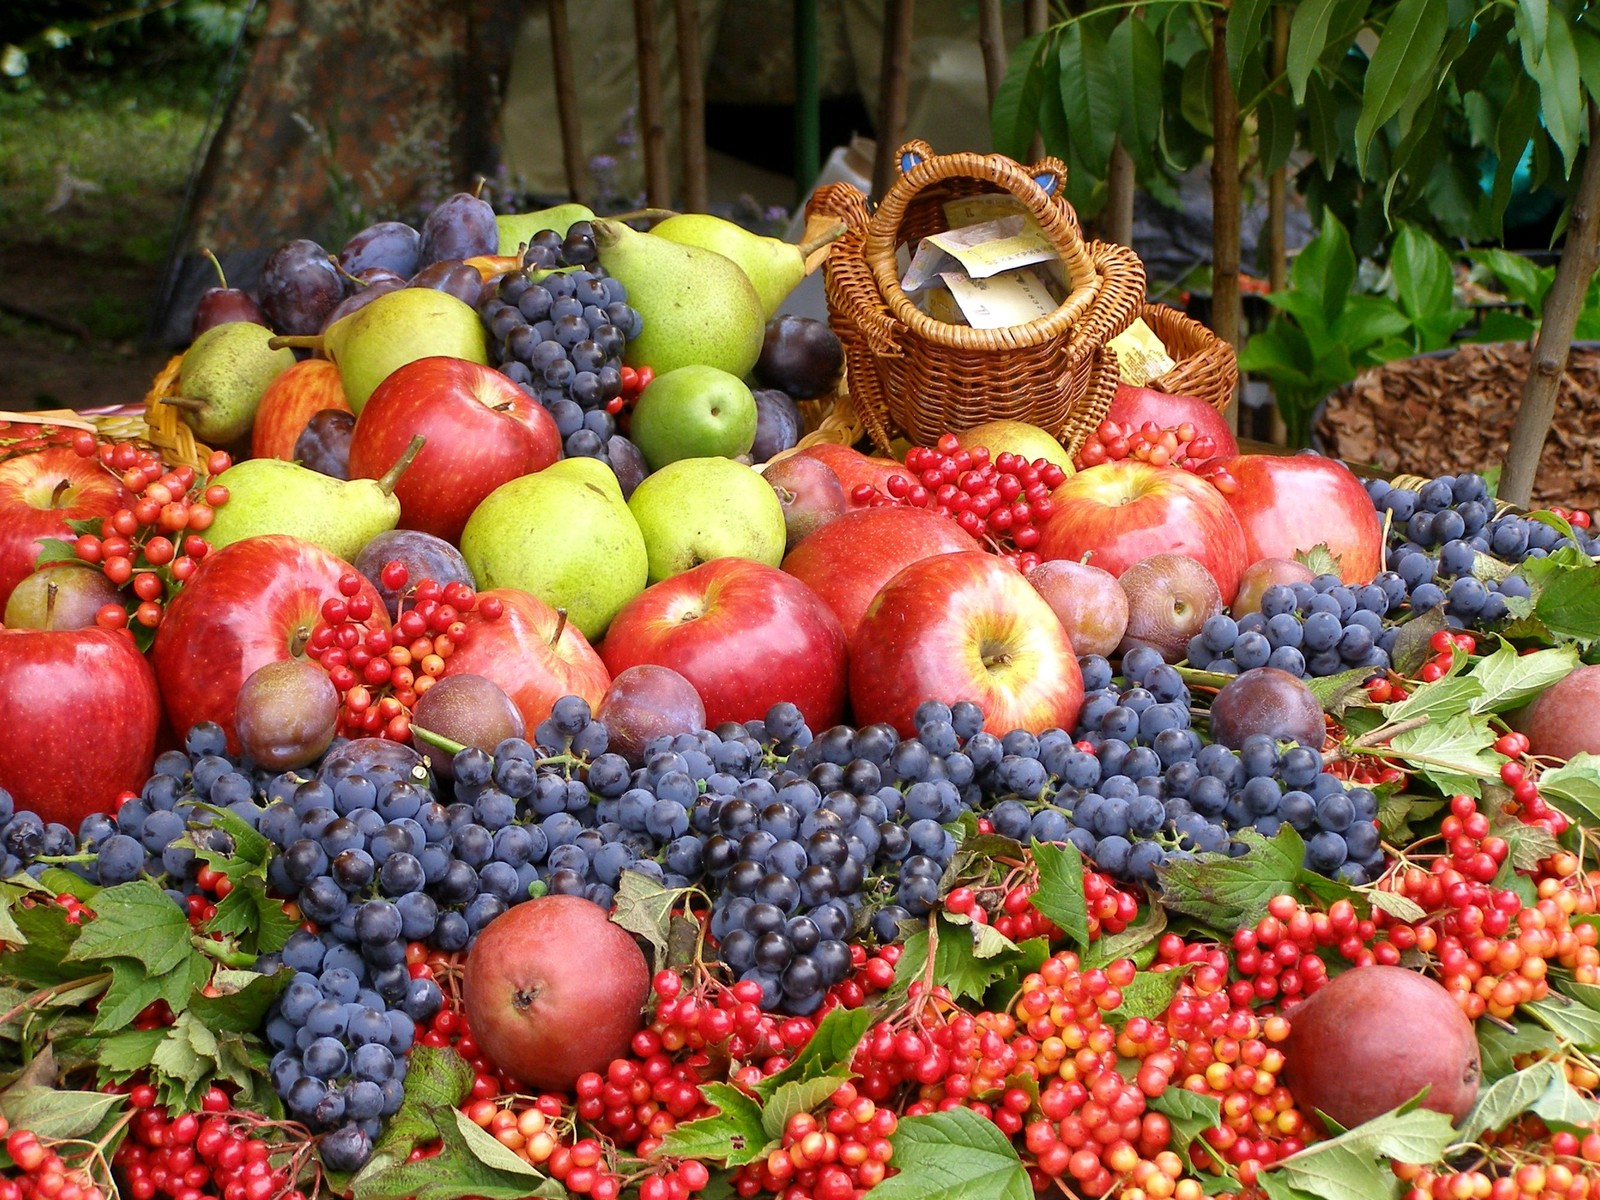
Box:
93, 959, 165, 1034
1030, 839, 1090, 948
1485, 804, 1561, 872
185, 805, 273, 880
941, 911, 1020, 960
353, 1106, 562, 1200
1392, 605, 1450, 676
1295, 544, 1342, 578
0, 902, 24, 949
653, 1083, 771, 1167
188, 968, 291, 1033
865, 1108, 1030, 1200
1307, 668, 1377, 716
37, 868, 98, 902
761, 1072, 853, 1140
1386, 713, 1501, 798
753, 1004, 873, 1101
1477, 1020, 1557, 1081
1525, 994, 1600, 1052
1149, 1088, 1223, 1170
1535, 753, 1600, 824
1268, 1101, 1458, 1200
610, 869, 684, 970
94, 1027, 169, 1077
1457, 1059, 1600, 1142
1382, 677, 1482, 726
1107, 966, 1189, 1023
1083, 901, 1166, 969
0, 1085, 124, 1140
1363, 888, 1427, 924
0, 899, 95, 986
67, 880, 195, 975
1156, 827, 1305, 931
1468, 642, 1580, 714
368, 1046, 476, 1161
204, 877, 298, 955
1532, 559, 1600, 647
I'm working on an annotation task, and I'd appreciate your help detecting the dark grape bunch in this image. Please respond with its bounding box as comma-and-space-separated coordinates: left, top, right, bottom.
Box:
1186, 573, 1403, 680
477, 223, 645, 465
1369, 472, 1599, 628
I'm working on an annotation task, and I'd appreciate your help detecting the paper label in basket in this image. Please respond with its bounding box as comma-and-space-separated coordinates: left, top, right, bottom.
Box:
901, 216, 1057, 292
942, 193, 1031, 230
1108, 318, 1178, 386
940, 269, 1058, 330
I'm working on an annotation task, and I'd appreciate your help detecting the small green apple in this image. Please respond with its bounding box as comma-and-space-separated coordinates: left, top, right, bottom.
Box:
627, 457, 785, 583
628, 365, 757, 471
460, 458, 648, 639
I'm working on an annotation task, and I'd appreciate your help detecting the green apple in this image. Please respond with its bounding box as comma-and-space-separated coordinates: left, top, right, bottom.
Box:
628, 365, 757, 471
627, 457, 785, 583
460, 457, 648, 639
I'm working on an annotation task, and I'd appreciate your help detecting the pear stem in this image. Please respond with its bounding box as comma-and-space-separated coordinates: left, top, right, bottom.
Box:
202, 248, 228, 290
607, 207, 679, 226
44, 582, 57, 627
410, 724, 469, 763
797, 221, 848, 258
268, 334, 325, 353
159, 396, 209, 413
549, 607, 569, 648
377, 435, 426, 495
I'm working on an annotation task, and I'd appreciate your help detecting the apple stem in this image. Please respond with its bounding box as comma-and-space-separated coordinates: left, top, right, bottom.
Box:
411, 723, 469, 762
797, 221, 848, 258
49, 477, 71, 507
607, 207, 679, 226
202, 248, 228, 290
376, 435, 426, 494
289, 624, 312, 658
267, 334, 325, 353
549, 607, 569, 648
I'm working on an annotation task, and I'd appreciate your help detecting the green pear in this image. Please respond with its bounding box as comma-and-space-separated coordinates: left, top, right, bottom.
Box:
649, 213, 808, 319
496, 203, 597, 255
592, 219, 765, 378
203, 435, 423, 561
627, 457, 786, 583
271, 288, 488, 414
630, 365, 756, 470
459, 457, 648, 640
169, 321, 295, 444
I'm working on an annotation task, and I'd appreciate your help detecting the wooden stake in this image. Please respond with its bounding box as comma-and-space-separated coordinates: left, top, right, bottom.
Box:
1502, 100, 1600, 508
1210, 2, 1243, 435
1024, 0, 1048, 160
1105, 139, 1135, 247
673, 0, 707, 213
1265, 4, 1288, 444
634, 0, 671, 209
872, 0, 916, 202
978, 0, 1006, 105
548, 0, 587, 205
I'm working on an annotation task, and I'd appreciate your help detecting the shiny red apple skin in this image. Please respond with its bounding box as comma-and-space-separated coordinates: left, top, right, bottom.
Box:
781, 505, 981, 642
791, 443, 905, 507
1107, 383, 1238, 457
152, 535, 388, 752
0, 446, 126, 611
850, 550, 1084, 737
347, 356, 562, 543
0, 626, 161, 829
1038, 459, 1248, 604
439, 587, 610, 732
252, 359, 350, 461
1206, 454, 1384, 585
600, 558, 848, 730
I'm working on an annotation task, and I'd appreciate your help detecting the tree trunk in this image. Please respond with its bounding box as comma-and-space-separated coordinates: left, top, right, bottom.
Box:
548, 0, 587, 205
1501, 100, 1600, 509
1265, 4, 1288, 444
1210, 1, 1243, 434
978, 0, 1007, 105
1024, 0, 1048, 161
673, 0, 707, 213
872, 0, 916, 202
1105, 139, 1135, 248
633, 0, 671, 209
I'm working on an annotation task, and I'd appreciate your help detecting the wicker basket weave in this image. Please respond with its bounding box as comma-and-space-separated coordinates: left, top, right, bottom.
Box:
139, 355, 213, 472
1141, 303, 1237, 414
813, 141, 1144, 458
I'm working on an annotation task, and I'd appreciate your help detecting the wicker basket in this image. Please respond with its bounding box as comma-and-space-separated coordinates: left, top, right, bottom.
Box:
812, 140, 1144, 458
139, 355, 214, 472
1142, 303, 1237, 414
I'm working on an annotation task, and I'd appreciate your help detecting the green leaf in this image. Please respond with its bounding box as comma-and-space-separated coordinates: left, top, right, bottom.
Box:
1107, 966, 1190, 1023
1030, 840, 1090, 948
354, 1107, 562, 1200
1391, 224, 1466, 352
0, 1085, 123, 1141
368, 1046, 477, 1162
1525, 994, 1600, 1052
67, 880, 195, 975
94, 959, 166, 1034
1354, 0, 1449, 176
188, 968, 291, 1033
1382, 676, 1484, 726
1267, 1101, 1458, 1200
1333, 294, 1414, 355
654, 1082, 771, 1167
204, 877, 298, 956
1533, 562, 1600, 647
610, 869, 683, 970
0, 902, 24, 949
1257, 90, 1296, 178
864, 1108, 1030, 1200
95, 1027, 170, 1077
1577, 21, 1600, 103
1458, 1059, 1600, 1142
0, 897, 96, 986
1520, 6, 1583, 175
1307, 667, 1378, 717
1108, 14, 1162, 171
1468, 642, 1580, 714
1287, 0, 1346, 104
1391, 604, 1450, 676
1304, 73, 1343, 180
1156, 826, 1306, 931
1228, 0, 1273, 90
1057, 21, 1118, 172
1084, 901, 1167, 969
1537, 753, 1600, 825
761, 1072, 853, 1140
991, 33, 1047, 160
185, 805, 274, 881
1149, 1088, 1224, 1170
1293, 208, 1357, 330
894, 913, 1032, 1005
753, 1004, 873, 1101
1179, 45, 1213, 137
1477, 1020, 1557, 1081
1518, 0, 1550, 63
1386, 713, 1502, 798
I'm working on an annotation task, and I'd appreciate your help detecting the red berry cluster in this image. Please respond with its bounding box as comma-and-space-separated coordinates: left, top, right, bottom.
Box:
1418, 629, 1478, 682
942, 868, 1137, 944
1544, 504, 1593, 530
303, 566, 503, 742
606, 365, 655, 418
64, 436, 232, 635
730, 1081, 897, 1199
848, 434, 1067, 573
647, 970, 815, 1072
1, 1120, 107, 1200
113, 1087, 312, 1200
1073, 418, 1221, 472
575, 1050, 716, 1153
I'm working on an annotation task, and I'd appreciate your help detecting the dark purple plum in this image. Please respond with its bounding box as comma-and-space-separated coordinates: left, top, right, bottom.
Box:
419, 193, 498, 267
750, 388, 802, 462
293, 410, 356, 479
339, 221, 423, 278
754, 316, 844, 399
353, 529, 476, 621
259, 239, 346, 335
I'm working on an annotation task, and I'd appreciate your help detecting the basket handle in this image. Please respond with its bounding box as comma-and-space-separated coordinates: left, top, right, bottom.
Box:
864, 143, 1102, 350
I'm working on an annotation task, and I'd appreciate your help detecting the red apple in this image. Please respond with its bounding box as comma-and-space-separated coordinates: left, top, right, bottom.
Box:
782, 505, 980, 642
600, 558, 848, 730
850, 550, 1084, 737
791, 443, 905, 507
152, 535, 388, 751
438, 587, 610, 732
0, 446, 126, 612
0, 625, 161, 829
1038, 459, 1248, 604
1107, 382, 1238, 458
1025, 558, 1129, 658
347, 356, 561, 543
1204, 453, 1384, 585
251, 358, 350, 461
